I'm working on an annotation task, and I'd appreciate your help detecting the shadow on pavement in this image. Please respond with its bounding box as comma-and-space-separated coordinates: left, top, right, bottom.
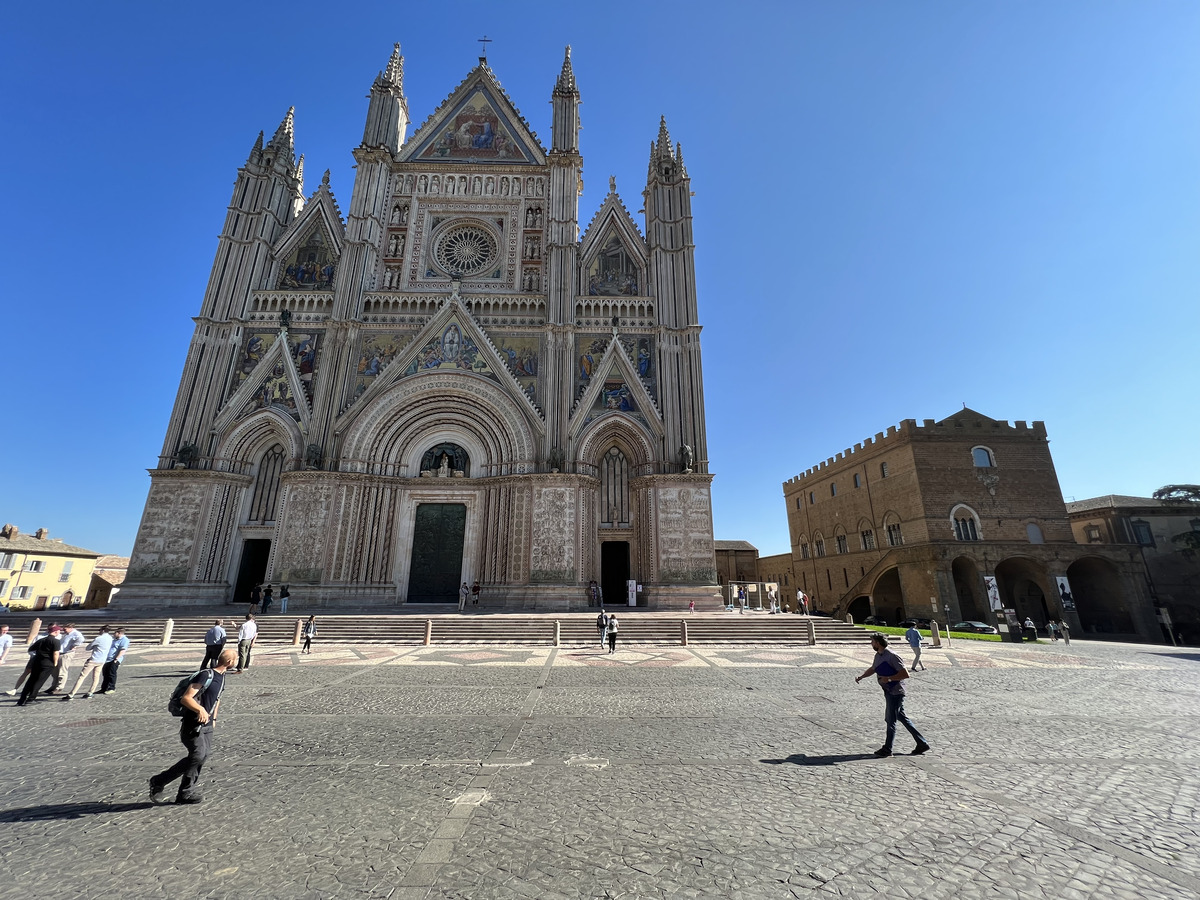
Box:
0, 802, 156, 822
762, 753, 876, 766
1149, 652, 1200, 663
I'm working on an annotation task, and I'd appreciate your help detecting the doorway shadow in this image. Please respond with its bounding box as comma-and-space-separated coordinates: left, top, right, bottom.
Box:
762, 753, 876, 766
0, 801, 156, 823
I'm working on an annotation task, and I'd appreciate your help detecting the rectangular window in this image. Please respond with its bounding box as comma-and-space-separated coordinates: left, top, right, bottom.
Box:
830, 483, 837, 497
59, 560, 74, 582
0, 579, 7, 598
815, 539, 826, 558
1132, 521, 1154, 547
880, 462, 889, 478
809, 492, 815, 505
835, 535, 848, 554
887, 523, 903, 547
860, 530, 875, 550
24, 560, 45, 574
853, 473, 861, 488
795, 497, 801, 510
13, 586, 31, 600
0, 552, 14, 569
1085, 525, 1101, 543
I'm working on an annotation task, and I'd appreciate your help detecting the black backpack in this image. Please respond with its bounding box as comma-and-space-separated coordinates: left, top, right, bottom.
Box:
168, 669, 215, 717
597, 613, 607, 628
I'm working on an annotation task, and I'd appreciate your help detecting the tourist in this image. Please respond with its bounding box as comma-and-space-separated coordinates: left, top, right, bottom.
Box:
855, 634, 930, 757
262, 584, 274, 615
202, 620, 226, 669
0, 624, 11, 666
301, 616, 317, 654
236, 614, 258, 672
7, 624, 58, 697
97, 626, 129, 694
48, 622, 84, 694
588, 580, 601, 607
606, 613, 619, 654
458, 582, 469, 612
17, 629, 61, 706
471, 581, 481, 606
905, 622, 925, 671
279, 584, 290, 614
249, 584, 262, 614
596, 609, 608, 647
1060, 620, 1071, 645
149, 648, 236, 805
688, 599, 695, 614
62, 626, 113, 700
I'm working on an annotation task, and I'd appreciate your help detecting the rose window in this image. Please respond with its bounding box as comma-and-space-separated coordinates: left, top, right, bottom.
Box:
434, 224, 498, 276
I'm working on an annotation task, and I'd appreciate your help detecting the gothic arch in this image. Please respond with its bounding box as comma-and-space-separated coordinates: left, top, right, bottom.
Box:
949, 503, 983, 541
576, 415, 655, 474
339, 374, 538, 476
217, 409, 303, 470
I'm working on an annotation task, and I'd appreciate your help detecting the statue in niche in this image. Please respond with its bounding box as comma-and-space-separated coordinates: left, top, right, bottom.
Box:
304, 443, 323, 470
420, 443, 469, 478
437, 453, 450, 477
175, 442, 199, 470
280, 308, 292, 331
679, 444, 694, 474
547, 446, 565, 473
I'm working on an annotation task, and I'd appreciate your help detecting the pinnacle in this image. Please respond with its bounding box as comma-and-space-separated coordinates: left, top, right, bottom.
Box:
267, 107, 296, 158
322, 169, 331, 187
556, 45, 577, 93
655, 117, 674, 160
383, 42, 404, 89
249, 130, 264, 159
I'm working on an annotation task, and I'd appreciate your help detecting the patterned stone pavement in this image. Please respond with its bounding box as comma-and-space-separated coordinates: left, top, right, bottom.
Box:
2, 638, 1198, 899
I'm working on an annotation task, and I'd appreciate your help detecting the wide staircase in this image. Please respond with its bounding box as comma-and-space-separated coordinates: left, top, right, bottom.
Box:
0, 610, 870, 647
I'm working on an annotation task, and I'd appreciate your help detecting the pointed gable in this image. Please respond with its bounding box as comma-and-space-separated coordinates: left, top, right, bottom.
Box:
580, 184, 647, 296
570, 336, 662, 438
224, 328, 325, 426
272, 178, 345, 291
937, 408, 1000, 427
400, 66, 546, 165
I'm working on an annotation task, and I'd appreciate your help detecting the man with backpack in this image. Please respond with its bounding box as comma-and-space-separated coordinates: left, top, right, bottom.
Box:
149, 647, 236, 805
596, 609, 608, 648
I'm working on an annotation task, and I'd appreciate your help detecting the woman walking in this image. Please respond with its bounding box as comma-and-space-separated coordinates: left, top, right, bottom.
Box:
606, 614, 619, 654
301, 616, 317, 654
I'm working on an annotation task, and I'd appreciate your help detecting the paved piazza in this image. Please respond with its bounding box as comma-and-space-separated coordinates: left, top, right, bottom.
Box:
2, 636, 1199, 899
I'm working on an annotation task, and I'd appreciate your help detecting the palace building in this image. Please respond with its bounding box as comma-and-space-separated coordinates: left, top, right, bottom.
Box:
120, 45, 718, 609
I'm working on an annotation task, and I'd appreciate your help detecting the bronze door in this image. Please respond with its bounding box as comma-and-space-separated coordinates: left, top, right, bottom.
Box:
408, 503, 467, 603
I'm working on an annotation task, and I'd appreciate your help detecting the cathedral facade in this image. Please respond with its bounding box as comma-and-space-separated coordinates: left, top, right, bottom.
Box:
120, 45, 718, 610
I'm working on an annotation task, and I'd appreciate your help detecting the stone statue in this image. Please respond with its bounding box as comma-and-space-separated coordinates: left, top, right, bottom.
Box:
280, 308, 292, 331
547, 446, 565, 473
679, 443, 694, 473
175, 442, 199, 469
438, 453, 450, 477
304, 443, 323, 470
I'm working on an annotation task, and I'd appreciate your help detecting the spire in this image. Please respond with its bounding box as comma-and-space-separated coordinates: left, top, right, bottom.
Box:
655, 117, 674, 162
382, 42, 404, 90
247, 130, 264, 163
555, 45, 577, 94
267, 107, 296, 160
295, 153, 305, 187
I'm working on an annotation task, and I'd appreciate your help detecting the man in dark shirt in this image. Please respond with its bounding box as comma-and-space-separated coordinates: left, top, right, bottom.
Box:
149, 648, 236, 804
855, 633, 930, 757
17, 629, 61, 706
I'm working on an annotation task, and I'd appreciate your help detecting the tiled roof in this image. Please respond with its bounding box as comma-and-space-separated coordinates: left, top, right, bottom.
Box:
1065, 495, 1165, 513
0, 533, 102, 558
714, 540, 758, 552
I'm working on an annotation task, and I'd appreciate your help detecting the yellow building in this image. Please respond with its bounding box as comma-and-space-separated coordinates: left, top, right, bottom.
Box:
0, 524, 101, 611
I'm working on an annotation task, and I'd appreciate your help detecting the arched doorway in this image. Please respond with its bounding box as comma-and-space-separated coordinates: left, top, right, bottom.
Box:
1069, 557, 1135, 635
848, 596, 871, 623
952, 557, 986, 621
873, 568, 904, 625
995, 558, 1050, 626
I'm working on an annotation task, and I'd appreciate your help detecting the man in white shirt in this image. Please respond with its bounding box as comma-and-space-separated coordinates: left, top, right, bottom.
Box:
202, 620, 227, 668
0, 625, 12, 665
236, 614, 258, 672
63, 626, 113, 700
48, 623, 85, 694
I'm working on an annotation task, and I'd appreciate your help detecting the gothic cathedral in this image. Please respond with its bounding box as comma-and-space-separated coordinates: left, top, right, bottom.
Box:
121, 45, 718, 610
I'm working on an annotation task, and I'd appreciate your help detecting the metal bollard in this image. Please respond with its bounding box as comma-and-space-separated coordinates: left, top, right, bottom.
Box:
931, 621, 942, 647
161, 618, 174, 646
807, 618, 816, 646
424, 619, 432, 646
681, 620, 689, 646
554, 620, 561, 647
292, 619, 303, 646
25, 617, 42, 646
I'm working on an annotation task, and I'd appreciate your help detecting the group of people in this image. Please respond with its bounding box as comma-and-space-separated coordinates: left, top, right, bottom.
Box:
3, 621, 130, 705
456, 581, 482, 611
248, 583, 289, 615
1022, 616, 1071, 643
595, 609, 620, 653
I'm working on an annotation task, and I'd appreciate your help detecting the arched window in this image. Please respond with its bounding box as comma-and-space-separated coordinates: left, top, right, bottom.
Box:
882, 513, 903, 547
813, 533, 826, 558
600, 447, 630, 526
950, 504, 981, 542
834, 527, 848, 554
971, 446, 996, 468
798, 534, 810, 560
247, 444, 286, 523
1026, 523, 1044, 544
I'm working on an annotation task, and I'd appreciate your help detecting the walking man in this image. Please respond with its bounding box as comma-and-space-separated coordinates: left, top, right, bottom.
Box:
606, 613, 619, 654
596, 609, 608, 647
48, 622, 85, 694
236, 614, 257, 672
905, 622, 925, 671
97, 627, 129, 694
261, 584, 274, 615
249, 584, 262, 614
16, 628, 61, 706
149, 647, 236, 805
63, 626, 113, 700
855, 634, 930, 757
202, 620, 227, 669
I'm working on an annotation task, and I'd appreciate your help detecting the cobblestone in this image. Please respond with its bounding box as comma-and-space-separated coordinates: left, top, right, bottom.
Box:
1, 639, 1198, 898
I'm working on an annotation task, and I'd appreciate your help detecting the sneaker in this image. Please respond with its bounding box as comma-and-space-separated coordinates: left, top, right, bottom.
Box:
873, 747, 893, 757
61, 695, 73, 702
911, 742, 931, 756
149, 779, 167, 804
83, 693, 93, 699
4, 690, 16, 696
175, 795, 203, 805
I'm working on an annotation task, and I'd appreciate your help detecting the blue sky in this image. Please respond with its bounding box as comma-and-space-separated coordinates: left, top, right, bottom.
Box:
4, 2, 1198, 558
